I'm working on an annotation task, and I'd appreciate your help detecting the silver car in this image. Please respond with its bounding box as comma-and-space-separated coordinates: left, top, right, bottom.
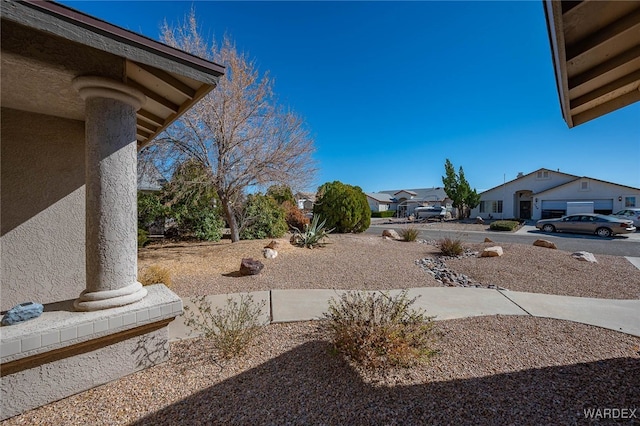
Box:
612, 208, 640, 227
536, 213, 636, 237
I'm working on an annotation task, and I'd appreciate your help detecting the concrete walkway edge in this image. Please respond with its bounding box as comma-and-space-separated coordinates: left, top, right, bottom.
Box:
168, 288, 640, 341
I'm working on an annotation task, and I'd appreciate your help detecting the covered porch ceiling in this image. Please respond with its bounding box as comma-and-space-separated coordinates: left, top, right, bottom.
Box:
543, 0, 640, 127
1, 0, 225, 148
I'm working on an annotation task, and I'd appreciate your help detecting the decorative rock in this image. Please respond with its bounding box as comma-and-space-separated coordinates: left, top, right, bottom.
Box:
475, 216, 485, 225
239, 258, 264, 276
481, 246, 504, 257
265, 240, 280, 250
263, 248, 278, 259
484, 237, 493, 243
382, 229, 401, 240
572, 251, 597, 263
533, 239, 557, 249
1, 302, 44, 326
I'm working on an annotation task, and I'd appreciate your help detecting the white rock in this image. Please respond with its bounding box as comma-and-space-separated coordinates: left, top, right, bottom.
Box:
263, 248, 278, 259
481, 246, 504, 257
382, 229, 401, 240
572, 251, 597, 263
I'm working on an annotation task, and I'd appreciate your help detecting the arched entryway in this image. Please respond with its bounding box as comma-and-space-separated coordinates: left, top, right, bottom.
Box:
516, 190, 533, 219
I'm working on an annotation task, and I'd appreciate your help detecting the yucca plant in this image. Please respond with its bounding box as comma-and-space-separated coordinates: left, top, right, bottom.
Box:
291, 214, 334, 248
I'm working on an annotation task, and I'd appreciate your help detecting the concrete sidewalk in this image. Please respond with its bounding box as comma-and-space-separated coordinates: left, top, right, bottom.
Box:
168, 287, 640, 341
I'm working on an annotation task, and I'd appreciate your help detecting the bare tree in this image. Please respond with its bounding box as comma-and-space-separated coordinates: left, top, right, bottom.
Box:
143, 9, 316, 242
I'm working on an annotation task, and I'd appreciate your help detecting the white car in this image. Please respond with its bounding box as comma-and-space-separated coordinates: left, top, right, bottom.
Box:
415, 206, 446, 220
612, 208, 640, 227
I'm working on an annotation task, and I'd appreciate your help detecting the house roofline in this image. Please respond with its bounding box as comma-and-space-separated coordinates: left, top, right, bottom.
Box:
479, 168, 579, 195
534, 176, 640, 197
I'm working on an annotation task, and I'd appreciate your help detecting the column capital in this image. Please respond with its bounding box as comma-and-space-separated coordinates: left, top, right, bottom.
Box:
72, 76, 146, 111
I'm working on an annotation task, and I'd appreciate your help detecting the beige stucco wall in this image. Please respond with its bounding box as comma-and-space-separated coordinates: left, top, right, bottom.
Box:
1, 108, 86, 311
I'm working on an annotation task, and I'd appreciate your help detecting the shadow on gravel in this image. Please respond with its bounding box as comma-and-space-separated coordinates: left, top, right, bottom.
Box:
132, 341, 639, 425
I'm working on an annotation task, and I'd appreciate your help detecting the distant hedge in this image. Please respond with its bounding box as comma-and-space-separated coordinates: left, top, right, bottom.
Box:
489, 220, 520, 231
371, 210, 396, 218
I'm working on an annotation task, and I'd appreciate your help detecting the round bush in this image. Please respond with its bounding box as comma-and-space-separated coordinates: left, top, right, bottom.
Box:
312, 181, 370, 233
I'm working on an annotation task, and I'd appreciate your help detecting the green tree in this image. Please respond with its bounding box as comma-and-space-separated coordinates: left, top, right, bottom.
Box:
441, 159, 480, 219
240, 193, 288, 240
137, 191, 167, 231
266, 184, 295, 205
164, 159, 224, 241
313, 181, 370, 233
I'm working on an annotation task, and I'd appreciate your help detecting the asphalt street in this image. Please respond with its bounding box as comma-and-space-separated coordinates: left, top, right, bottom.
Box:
366, 224, 640, 257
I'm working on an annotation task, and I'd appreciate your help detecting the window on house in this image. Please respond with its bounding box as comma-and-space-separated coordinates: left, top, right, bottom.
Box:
536, 171, 549, 179
625, 197, 636, 207
580, 180, 589, 190
480, 200, 503, 213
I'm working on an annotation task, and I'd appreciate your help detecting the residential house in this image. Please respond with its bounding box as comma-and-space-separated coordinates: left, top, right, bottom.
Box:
1, 1, 224, 419
470, 169, 640, 221
138, 162, 167, 193
367, 187, 451, 217
294, 191, 316, 211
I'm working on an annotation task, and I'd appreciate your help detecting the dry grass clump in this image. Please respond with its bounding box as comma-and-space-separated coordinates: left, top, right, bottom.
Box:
438, 237, 464, 256
399, 226, 420, 242
138, 265, 172, 287
324, 290, 437, 369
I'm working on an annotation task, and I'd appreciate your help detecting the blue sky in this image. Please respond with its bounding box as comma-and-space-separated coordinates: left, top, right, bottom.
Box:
61, 1, 640, 193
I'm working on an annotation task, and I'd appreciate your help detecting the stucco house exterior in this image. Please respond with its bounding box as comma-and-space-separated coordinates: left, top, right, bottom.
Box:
367, 187, 451, 216
294, 191, 316, 211
1, 0, 224, 419
470, 168, 640, 221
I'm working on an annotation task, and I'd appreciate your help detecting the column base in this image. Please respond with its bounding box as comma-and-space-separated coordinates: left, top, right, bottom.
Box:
74, 282, 147, 311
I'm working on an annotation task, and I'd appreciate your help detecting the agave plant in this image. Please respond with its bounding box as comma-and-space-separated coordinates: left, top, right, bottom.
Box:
291, 214, 334, 248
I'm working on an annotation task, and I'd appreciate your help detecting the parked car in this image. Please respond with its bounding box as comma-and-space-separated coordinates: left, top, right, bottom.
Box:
535, 213, 636, 237
611, 208, 640, 227
415, 206, 446, 220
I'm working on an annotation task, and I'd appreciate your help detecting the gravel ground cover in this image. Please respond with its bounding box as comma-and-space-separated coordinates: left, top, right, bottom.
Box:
4, 232, 638, 425
139, 233, 640, 300
4, 317, 638, 425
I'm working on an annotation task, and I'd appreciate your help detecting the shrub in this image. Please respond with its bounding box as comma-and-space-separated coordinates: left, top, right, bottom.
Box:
138, 228, 149, 248
399, 226, 420, 242
490, 220, 520, 231
192, 210, 225, 241
439, 237, 464, 256
183, 294, 266, 359
313, 181, 371, 233
138, 191, 167, 231
266, 184, 295, 205
282, 200, 310, 230
138, 265, 172, 287
240, 194, 288, 240
324, 290, 437, 369
291, 214, 333, 248
371, 210, 396, 218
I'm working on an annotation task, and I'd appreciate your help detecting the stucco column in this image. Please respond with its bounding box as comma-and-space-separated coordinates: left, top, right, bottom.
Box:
72, 76, 148, 311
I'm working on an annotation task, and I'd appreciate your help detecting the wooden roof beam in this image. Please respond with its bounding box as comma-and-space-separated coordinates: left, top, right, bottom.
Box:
566, 8, 640, 61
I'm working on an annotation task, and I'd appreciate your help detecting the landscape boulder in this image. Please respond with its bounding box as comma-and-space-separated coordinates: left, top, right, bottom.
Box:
572, 251, 597, 263
475, 216, 485, 225
484, 237, 493, 243
265, 240, 280, 250
240, 258, 264, 276
481, 246, 504, 257
263, 248, 278, 259
533, 239, 557, 249
382, 229, 401, 240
